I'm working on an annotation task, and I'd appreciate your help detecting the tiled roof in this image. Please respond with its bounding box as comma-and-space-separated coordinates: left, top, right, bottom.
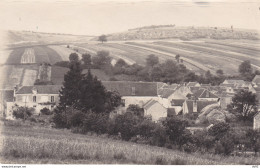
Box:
185, 100, 217, 113
16, 85, 62, 94
190, 87, 200, 94
224, 80, 245, 85
220, 83, 235, 88
187, 82, 200, 87
143, 99, 159, 110
102, 81, 158, 97
0, 90, 14, 102
193, 89, 218, 99
171, 99, 185, 106
158, 88, 176, 98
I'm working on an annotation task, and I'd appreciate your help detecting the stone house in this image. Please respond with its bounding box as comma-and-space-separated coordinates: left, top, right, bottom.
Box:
193, 89, 219, 102
13, 85, 61, 115
143, 99, 167, 121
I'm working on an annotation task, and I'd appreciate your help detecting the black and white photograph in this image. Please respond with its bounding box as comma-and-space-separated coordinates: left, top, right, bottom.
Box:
0, 0, 260, 166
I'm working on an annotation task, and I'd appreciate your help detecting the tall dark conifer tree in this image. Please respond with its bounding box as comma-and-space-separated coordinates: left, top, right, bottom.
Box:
59, 53, 83, 109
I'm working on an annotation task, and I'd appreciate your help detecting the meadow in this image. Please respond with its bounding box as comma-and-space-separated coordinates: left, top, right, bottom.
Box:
1, 119, 260, 164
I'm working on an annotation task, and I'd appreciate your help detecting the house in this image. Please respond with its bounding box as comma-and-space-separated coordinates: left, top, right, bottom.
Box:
193, 89, 219, 102
102, 81, 161, 109
143, 99, 167, 121
186, 82, 201, 88
0, 90, 15, 119
252, 75, 260, 87
218, 92, 234, 109
14, 85, 61, 115
182, 100, 217, 114
158, 85, 192, 109
171, 99, 186, 115
253, 112, 260, 130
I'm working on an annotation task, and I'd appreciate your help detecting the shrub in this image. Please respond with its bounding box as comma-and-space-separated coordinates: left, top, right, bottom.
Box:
114, 112, 141, 141
149, 124, 167, 147
208, 122, 230, 140
81, 112, 109, 134
126, 104, 144, 118
12, 106, 34, 120
182, 142, 197, 153
40, 107, 52, 115
163, 117, 188, 145
214, 135, 235, 155
28, 117, 37, 123
136, 119, 156, 138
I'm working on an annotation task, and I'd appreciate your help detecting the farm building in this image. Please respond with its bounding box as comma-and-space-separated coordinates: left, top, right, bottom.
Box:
253, 112, 260, 130
143, 99, 167, 121
102, 81, 163, 109
13, 85, 61, 115
193, 89, 219, 102
182, 100, 218, 114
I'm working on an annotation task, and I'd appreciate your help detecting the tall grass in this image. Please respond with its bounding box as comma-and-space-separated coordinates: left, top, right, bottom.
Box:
1, 121, 260, 164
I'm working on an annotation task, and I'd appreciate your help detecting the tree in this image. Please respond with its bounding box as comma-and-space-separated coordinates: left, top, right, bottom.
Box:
82, 53, 92, 68
216, 69, 224, 76
146, 54, 159, 67
92, 50, 111, 69
12, 106, 34, 120
126, 104, 144, 117
175, 54, 180, 63
58, 53, 83, 109
239, 60, 252, 76
163, 117, 188, 145
69, 53, 79, 63
229, 90, 257, 121
98, 34, 107, 43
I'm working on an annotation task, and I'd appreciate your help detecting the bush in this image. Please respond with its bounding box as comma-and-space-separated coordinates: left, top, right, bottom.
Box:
114, 112, 141, 141
137, 119, 156, 138
12, 106, 34, 120
81, 112, 109, 134
214, 135, 235, 155
40, 107, 52, 115
208, 122, 230, 140
149, 124, 167, 147
163, 117, 188, 145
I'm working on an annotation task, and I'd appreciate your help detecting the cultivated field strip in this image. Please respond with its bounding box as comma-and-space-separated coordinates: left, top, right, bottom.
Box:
74, 44, 136, 65
22, 69, 38, 86
125, 42, 216, 74
21, 48, 35, 64
160, 41, 260, 64
153, 41, 260, 73
5, 48, 25, 64
48, 45, 72, 61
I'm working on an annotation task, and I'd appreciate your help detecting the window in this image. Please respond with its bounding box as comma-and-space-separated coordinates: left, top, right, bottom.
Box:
33, 96, 36, 102
51, 96, 55, 102
131, 87, 135, 95
121, 99, 125, 107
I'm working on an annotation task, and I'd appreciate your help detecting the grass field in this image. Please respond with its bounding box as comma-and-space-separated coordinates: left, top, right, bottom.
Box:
1, 120, 260, 164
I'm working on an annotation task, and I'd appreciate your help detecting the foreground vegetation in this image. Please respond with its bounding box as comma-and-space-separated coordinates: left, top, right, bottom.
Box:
1, 119, 260, 164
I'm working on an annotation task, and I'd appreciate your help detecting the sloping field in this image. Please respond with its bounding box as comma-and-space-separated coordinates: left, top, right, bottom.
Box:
21, 48, 35, 64
48, 45, 74, 61
5, 48, 25, 64
5, 46, 63, 65
0, 50, 12, 64
74, 43, 135, 65
22, 69, 38, 86
125, 42, 213, 74
155, 41, 260, 73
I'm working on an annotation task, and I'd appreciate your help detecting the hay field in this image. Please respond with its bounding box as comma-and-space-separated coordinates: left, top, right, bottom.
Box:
1, 120, 260, 164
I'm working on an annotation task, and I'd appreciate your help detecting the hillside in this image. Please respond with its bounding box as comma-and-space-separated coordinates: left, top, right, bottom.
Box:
103, 26, 260, 41
6, 30, 95, 49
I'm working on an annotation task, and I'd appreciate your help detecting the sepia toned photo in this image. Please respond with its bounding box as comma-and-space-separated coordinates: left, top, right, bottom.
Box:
0, 0, 260, 166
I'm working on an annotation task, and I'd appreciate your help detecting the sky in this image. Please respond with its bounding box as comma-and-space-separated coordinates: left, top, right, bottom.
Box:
0, 0, 259, 35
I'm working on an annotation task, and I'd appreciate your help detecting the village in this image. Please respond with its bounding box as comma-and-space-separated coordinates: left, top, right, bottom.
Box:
1, 73, 260, 130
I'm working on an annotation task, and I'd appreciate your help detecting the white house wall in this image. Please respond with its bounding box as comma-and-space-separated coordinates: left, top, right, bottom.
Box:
144, 102, 167, 121
123, 96, 158, 108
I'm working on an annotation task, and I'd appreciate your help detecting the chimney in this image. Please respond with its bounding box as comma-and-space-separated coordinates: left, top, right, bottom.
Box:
193, 100, 197, 112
